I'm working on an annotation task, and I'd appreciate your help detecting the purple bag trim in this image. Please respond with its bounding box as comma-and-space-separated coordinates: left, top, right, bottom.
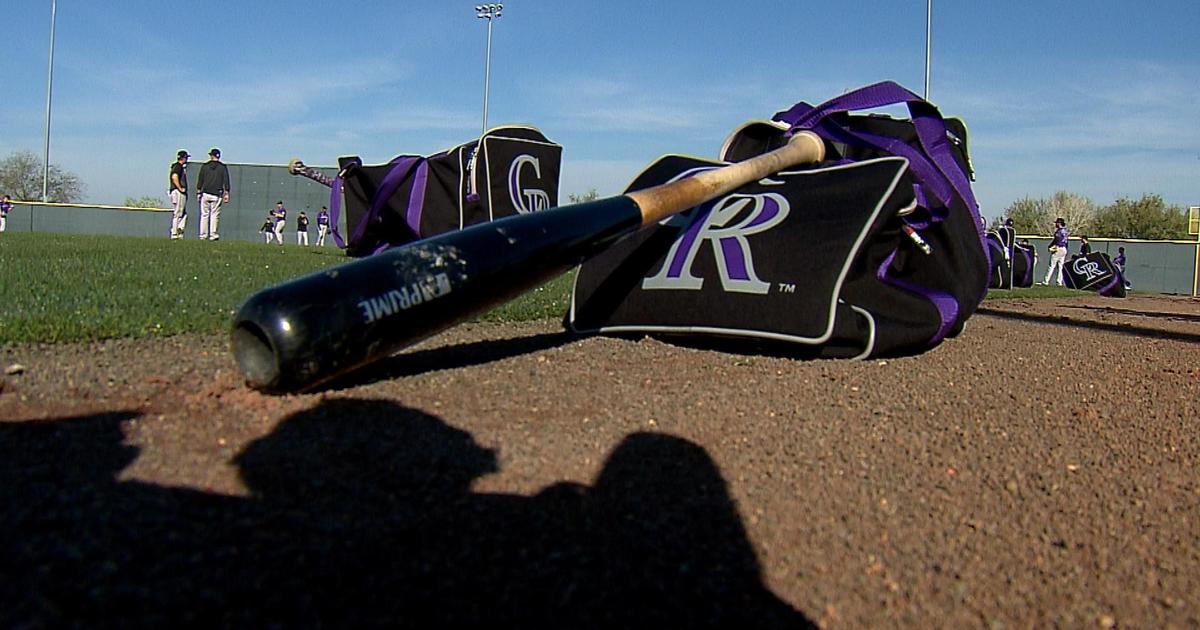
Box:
904, 185, 939, 230
328, 175, 347, 249
1017, 249, 1034, 286
905, 216, 933, 231
877, 250, 959, 346
1098, 273, 1123, 297
405, 161, 430, 236
350, 156, 422, 248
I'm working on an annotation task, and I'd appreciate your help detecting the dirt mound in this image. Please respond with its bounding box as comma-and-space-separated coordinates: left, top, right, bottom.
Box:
3, 296, 1198, 627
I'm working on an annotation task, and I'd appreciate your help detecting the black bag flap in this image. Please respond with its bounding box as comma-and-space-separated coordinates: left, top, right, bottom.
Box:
1064, 252, 1125, 296
569, 155, 915, 345
479, 126, 563, 218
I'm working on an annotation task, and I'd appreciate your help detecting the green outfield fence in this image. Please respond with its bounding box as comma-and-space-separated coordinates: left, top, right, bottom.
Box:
1022, 235, 1199, 296
2, 162, 342, 243
3, 181, 1198, 295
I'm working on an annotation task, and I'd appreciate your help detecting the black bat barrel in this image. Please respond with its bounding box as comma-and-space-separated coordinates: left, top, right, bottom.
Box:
231, 197, 644, 393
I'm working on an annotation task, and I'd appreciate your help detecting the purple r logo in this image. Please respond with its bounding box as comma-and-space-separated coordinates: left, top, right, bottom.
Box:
642, 191, 790, 295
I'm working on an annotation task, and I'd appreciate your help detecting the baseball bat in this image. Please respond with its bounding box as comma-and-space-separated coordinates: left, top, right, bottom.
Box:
232, 132, 825, 393
287, 158, 338, 187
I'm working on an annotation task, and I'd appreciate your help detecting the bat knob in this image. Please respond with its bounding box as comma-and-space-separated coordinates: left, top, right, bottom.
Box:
231, 321, 280, 391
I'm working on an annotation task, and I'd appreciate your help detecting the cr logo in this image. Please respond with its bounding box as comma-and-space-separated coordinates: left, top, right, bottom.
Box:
1072, 257, 1105, 281
509, 155, 551, 213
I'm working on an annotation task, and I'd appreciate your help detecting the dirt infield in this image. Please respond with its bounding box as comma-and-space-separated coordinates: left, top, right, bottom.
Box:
2, 294, 1198, 627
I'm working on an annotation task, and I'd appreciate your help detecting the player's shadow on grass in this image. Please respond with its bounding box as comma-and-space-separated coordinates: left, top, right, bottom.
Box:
0, 401, 811, 628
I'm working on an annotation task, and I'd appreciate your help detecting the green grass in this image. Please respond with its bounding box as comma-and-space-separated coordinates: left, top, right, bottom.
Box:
0, 233, 576, 344
0, 232, 1089, 344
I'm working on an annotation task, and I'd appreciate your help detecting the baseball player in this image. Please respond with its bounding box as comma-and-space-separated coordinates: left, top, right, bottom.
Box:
296, 211, 310, 246
316, 206, 330, 246
260, 215, 276, 243
196, 148, 231, 241
169, 150, 189, 239
0, 195, 12, 232
271, 201, 287, 245
1040, 217, 1069, 286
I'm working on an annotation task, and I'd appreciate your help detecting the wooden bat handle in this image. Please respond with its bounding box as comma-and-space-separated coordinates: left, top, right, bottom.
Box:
288, 158, 336, 188
627, 130, 825, 226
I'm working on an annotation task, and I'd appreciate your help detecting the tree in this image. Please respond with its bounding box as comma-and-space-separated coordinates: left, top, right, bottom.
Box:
0, 150, 85, 203
567, 189, 600, 204
1091, 194, 1188, 240
1001, 196, 1050, 234
1002, 191, 1097, 235
124, 195, 166, 209
1046, 191, 1097, 235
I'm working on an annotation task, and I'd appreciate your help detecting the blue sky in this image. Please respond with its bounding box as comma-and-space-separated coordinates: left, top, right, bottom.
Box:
2, 1, 1198, 220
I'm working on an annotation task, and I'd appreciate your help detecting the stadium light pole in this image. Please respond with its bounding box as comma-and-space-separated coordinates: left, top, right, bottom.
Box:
924, 0, 932, 100
42, 0, 58, 202
475, 3, 503, 135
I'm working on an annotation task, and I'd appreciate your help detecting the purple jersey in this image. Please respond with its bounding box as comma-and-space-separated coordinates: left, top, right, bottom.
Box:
274, 207, 287, 223
0, 200, 12, 216
317, 211, 329, 226
1051, 226, 1068, 249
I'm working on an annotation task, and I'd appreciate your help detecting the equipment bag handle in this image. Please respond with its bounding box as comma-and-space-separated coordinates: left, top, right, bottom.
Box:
775, 81, 978, 225
339, 155, 427, 252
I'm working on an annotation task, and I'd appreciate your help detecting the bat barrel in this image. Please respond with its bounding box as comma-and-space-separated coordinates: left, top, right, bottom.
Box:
231, 197, 643, 392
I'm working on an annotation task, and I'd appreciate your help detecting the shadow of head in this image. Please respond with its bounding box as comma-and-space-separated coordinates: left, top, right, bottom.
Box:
234, 398, 497, 506
0, 411, 141, 489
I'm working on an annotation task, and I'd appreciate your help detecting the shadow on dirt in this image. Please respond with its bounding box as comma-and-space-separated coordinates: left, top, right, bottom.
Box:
321, 330, 582, 391
976, 306, 1200, 343
0, 400, 811, 628
1059, 304, 1200, 324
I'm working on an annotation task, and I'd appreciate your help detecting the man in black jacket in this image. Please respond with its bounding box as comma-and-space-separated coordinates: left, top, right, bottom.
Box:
196, 148, 231, 241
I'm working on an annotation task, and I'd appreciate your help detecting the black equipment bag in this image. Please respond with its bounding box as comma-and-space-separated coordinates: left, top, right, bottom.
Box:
1063, 252, 1127, 297
1011, 241, 1036, 288
986, 224, 1034, 289
986, 230, 1013, 290
569, 82, 990, 359
331, 125, 561, 256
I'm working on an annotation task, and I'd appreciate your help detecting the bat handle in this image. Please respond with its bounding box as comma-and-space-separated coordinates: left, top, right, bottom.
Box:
627, 130, 825, 226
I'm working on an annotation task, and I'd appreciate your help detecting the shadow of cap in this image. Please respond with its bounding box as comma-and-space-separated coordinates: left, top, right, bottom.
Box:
234, 399, 498, 502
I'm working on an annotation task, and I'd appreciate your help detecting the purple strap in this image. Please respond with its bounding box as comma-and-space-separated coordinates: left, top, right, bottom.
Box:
405, 161, 429, 235
349, 156, 423, 249
328, 174, 347, 249
775, 81, 982, 234
325, 157, 428, 251
777, 81, 990, 301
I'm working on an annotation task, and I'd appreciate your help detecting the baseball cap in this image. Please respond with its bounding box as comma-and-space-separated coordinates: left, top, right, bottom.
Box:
209, 148, 221, 157
177, 150, 190, 159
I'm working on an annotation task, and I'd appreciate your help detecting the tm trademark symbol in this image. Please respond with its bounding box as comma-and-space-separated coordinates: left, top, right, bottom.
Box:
777, 283, 797, 294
